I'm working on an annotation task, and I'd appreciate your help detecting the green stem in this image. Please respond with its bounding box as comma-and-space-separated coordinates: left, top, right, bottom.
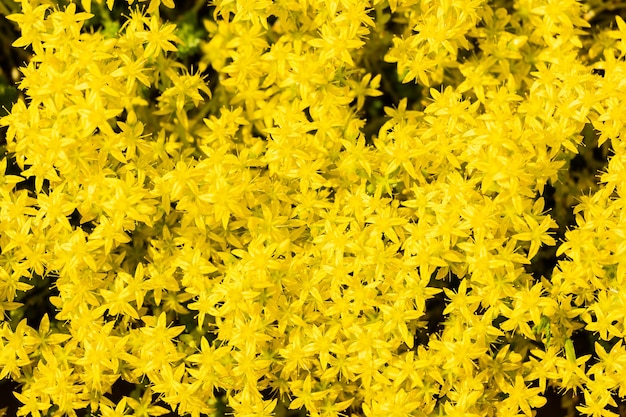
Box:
0, 0, 19, 15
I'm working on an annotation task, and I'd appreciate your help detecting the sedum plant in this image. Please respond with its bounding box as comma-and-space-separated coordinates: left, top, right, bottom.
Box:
1, 0, 626, 416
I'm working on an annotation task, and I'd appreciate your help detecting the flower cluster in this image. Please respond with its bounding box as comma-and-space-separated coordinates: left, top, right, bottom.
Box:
1, 0, 626, 416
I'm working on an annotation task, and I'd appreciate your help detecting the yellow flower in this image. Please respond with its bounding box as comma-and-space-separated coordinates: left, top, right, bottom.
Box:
0, 157, 24, 198
307, 23, 365, 67
13, 388, 51, 417
583, 291, 623, 341
348, 73, 382, 111
158, 69, 211, 113
88, 215, 131, 255
140, 15, 182, 59
100, 398, 130, 417
443, 279, 482, 322
588, 341, 626, 380
6, 1, 50, 54
501, 374, 547, 417
100, 275, 140, 319
576, 389, 618, 417
111, 55, 151, 91
605, 15, 626, 57
364, 202, 407, 244
23, 314, 71, 358
288, 374, 326, 414
0, 320, 33, 380
35, 182, 77, 232
512, 213, 558, 260
126, 387, 170, 417
141, 312, 185, 349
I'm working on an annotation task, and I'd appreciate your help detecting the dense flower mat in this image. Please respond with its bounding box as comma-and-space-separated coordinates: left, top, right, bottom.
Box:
1, 0, 626, 416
